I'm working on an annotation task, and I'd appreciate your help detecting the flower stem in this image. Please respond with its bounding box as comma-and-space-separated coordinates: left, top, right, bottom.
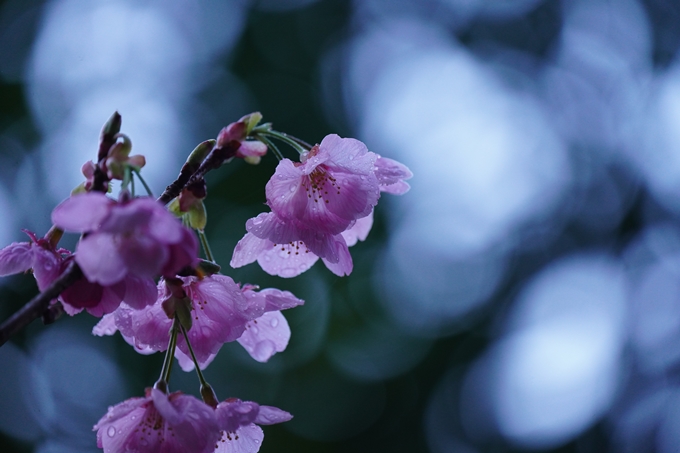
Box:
134, 169, 154, 197
156, 317, 180, 391
256, 135, 284, 161
197, 230, 215, 263
179, 323, 209, 388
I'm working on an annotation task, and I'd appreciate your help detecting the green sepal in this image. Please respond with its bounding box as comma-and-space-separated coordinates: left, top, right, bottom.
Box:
187, 200, 207, 230
187, 140, 216, 166
174, 297, 193, 332
196, 259, 221, 276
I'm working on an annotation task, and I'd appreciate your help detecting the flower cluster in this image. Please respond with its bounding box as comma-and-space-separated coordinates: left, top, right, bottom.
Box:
231, 134, 412, 277
0, 112, 411, 453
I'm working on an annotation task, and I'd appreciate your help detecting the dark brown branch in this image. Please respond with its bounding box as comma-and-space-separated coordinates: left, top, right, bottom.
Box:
0, 261, 82, 347
157, 140, 240, 205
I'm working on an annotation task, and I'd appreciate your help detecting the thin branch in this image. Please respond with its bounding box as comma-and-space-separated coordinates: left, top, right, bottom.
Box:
0, 261, 82, 347
157, 140, 241, 205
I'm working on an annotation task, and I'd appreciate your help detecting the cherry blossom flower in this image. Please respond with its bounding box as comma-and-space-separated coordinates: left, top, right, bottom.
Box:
93, 276, 304, 369
51, 193, 198, 286
214, 398, 292, 453
230, 211, 375, 278
265, 134, 380, 235
231, 136, 412, 278
0, 230, 63, 291
93, 388, 219, 453
59, 262, 157, 317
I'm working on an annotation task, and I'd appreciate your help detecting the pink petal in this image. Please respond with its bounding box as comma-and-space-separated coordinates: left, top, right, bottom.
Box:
174, 348, 218, 372
122, 274, 157, 309
341, 211, 374, 247
51, 192, 112, 232
256, 240, 319, 278
99, 198, 154, 233
31, 248, 62, 291
0, 242, 33, 276
237, 141, 268, 158
214, 424, 264, 453
374, 156, 413, 186
75, 233, 127, 285
320, 171, 379, 222
320, 134, 377, 175
258, 288, 305, 311
245, 212, 301, 244
237, 311, 290, 362
85, 282, 126, 317
231, 232, 270, 268
92, 313, 118, 336
380, 179, 411, 195
161, 228, 198, 277
265, 159, 310, 221
117, 234, 168, 279
255, 406, 293, 425
321, 236, 353, 276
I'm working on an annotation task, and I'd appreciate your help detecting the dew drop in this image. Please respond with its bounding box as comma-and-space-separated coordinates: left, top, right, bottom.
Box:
107, 427, 116, 438
289, 185, 296, 192
270, 317, 279, 327
251, 326, 259, 334
348, 155, 354, 160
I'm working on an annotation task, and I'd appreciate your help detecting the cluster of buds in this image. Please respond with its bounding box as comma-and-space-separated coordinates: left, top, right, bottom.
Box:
0, 112, 411, 452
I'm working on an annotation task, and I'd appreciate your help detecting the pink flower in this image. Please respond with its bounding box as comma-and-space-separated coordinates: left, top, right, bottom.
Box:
374, 156, 412, 195
0, 230, 63, 291
231, 136, 412, 278
93, 388, 219, 453
214, 398, 292, 453
230, 211, 374, 278
93, 276, 304, 369
265, 134, 379, 235
59, 262, 157, 317
51, 193, 198, 286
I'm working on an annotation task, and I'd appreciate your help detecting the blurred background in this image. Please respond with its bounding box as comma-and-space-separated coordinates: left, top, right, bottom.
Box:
1, 0, 680, 451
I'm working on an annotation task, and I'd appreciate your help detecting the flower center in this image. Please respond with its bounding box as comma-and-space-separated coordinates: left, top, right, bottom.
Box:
304, 167, 340, 204
272, 241, 310, 256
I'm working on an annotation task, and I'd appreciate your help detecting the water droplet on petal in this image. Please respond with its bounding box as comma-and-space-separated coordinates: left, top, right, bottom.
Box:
251, 326, 259, 334
270, 317, 279, 327
107, 427, 116, 438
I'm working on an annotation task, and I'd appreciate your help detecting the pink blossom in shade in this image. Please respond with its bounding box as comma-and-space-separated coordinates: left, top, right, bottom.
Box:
237, 311, 291, 363
94, 276, 304, 370
374, 156, 413, 195
59, 262, 158, 317
51, 193, 198, 286
93, 388, 220, 453
0, 231, 62, 291
214, 399, 292, 453
265, 134, 380, 235
230, 212, 354, 278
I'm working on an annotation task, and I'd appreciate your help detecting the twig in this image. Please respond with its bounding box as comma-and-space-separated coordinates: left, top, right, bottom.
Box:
157, 140, 241, 205
0, 261, 82, 347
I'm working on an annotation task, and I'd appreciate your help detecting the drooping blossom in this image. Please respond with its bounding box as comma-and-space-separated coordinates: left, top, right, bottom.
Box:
93, 388, 219, 453
265, 134, 380, 235
214, 398, 292, 453
231, 136, 411, 278
59, 258, 158, 317
230, 212, 373, 278
0, 230, 63, 291
93, 276, 304, 369
52, 192, 198, 286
